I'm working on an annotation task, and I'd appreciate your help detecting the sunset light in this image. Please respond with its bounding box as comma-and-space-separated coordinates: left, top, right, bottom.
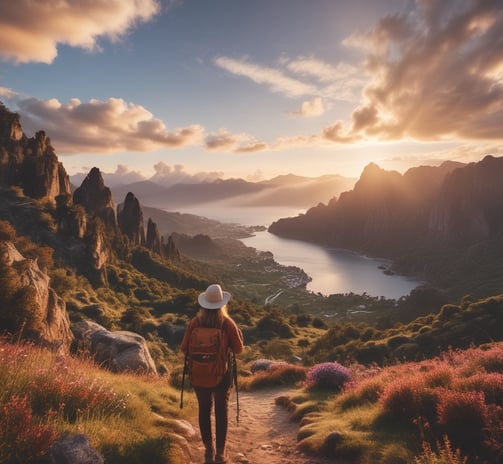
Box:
1, 0, 502, 181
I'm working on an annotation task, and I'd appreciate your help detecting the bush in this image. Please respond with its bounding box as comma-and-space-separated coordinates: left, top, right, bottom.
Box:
0, 395, 57, 463
243, 363, 306, 390
379, 377, 430, 422
305, 362, 351, 391
436, 390, 489, 450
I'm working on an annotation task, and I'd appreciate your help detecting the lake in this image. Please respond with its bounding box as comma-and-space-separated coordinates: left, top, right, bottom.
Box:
176, 204, 422, 299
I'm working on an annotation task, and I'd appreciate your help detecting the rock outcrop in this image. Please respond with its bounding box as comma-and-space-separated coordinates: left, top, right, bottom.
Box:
164, 235, 181, 262
117, 192, 145, 246
146, 218, 162, 255
73, 167, 117, 228
0, 240, 73, 352
0, 102, 71, 202
72, 320, 157, 375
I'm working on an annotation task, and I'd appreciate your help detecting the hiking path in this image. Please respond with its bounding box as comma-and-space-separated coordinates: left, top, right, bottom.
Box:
185, 387, 333, 464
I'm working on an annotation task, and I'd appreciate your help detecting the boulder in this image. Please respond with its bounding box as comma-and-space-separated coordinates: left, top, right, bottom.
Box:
72, 320, 157, 375
49, 434, 104, 464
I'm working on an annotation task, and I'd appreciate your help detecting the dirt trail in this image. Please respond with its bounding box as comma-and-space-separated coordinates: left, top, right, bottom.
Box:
186, 388, 332, 464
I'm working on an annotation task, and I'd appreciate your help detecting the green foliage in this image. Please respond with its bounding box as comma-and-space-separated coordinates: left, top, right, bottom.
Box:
131, 248, 207, 290
307, 294, 503, 366
0, 338, 181, 463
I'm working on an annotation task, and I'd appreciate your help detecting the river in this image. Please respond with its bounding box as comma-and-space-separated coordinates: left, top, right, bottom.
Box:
176, 204, 422, 299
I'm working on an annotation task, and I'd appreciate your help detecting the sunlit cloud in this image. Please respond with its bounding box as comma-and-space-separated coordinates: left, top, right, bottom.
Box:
16, 97, 204, 154
150, 162, 223, 185
0, 0, 160, 64
289, 97, 325, 117
0, 86, 17, 98
214, 56, 317, 98
205, 128, 267, 153
70, 164, 146, 187
285, 56, 358, 82
327, 0, 503, 142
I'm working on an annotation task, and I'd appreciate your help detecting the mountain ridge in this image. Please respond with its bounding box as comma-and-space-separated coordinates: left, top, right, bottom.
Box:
269, 156, 503, 298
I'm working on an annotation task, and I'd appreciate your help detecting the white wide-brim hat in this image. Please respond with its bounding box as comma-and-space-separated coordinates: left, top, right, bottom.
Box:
198, 284, 231, 309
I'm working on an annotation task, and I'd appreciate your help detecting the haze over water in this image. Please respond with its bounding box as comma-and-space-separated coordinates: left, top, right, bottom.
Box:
179, 205, 422, 299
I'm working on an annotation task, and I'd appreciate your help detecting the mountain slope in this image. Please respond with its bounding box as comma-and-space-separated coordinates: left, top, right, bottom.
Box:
269, 157, 503, 298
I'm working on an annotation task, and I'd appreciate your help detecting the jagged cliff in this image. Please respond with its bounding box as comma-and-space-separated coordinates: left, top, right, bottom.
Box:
269, 156, 503, 297
0, 102, 70, 201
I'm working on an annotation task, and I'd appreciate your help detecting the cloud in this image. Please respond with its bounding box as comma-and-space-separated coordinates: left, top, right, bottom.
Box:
0, 86, 17, 98
205, 128, 267, 153
150, 162, 223, 185
70, 164, 146, 187
0, 0, 160, 64
214, 56, 317, 98
285, 57, 358, 82
289, 97, 325, 117
326, 0, 503, 142
16, 96, 204, 153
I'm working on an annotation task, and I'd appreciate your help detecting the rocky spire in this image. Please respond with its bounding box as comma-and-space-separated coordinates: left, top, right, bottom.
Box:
146, 218, 162, 255
73, 167, 117, 228
117, 192, 145, 246
164, 234, 180, 262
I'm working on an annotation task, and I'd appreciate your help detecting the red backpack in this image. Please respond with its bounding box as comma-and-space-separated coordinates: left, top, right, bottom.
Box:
187, 318, 229, 388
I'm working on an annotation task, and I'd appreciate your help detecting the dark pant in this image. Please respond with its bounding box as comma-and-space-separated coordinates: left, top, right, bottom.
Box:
194, 373, 231, 449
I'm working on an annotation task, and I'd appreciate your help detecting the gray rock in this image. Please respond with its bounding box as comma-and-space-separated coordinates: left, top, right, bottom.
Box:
49, 434, 103, 464
73, 320, 157, 374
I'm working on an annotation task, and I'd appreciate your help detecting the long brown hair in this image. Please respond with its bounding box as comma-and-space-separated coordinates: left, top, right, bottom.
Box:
197, 305, 229, 328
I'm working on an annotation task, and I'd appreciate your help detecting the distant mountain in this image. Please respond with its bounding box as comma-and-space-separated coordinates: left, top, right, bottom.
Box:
105, 174, 356, 210
269, 156, 503, 298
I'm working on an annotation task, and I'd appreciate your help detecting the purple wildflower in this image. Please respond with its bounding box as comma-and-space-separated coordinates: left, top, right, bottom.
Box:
305, 362, 352, 390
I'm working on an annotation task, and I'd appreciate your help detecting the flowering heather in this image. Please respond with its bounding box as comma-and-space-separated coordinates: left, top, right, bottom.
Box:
0, 395, 57, 463
437, 390, 489, 449
305, 362, 352, 391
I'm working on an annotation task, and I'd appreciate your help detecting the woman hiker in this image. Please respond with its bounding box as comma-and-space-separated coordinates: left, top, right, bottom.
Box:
181, 284, 244, 464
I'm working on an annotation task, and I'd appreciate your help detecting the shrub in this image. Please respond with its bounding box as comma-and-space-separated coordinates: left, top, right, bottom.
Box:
379, 377, 430, 422
423, 366, 454, 388
455, 372, 503, 406
436, 390, 489, 450
312, 317, 326, 329
340, 375, 386, 409
0, 395, 57, 463
243, 363, 306, 390
305, 362, 351, 391
414, 435, 468, 464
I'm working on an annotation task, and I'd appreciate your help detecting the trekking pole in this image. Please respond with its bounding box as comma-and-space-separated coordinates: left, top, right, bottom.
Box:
232, 351, 240, 424
180, 352, 188, 409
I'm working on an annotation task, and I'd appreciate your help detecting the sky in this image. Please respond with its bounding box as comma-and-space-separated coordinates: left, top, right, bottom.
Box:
1, 0, 503, 185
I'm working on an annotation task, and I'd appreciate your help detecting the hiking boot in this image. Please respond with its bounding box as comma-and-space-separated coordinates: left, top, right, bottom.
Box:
204, 443, 214, 464
214, 447, 227, 464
